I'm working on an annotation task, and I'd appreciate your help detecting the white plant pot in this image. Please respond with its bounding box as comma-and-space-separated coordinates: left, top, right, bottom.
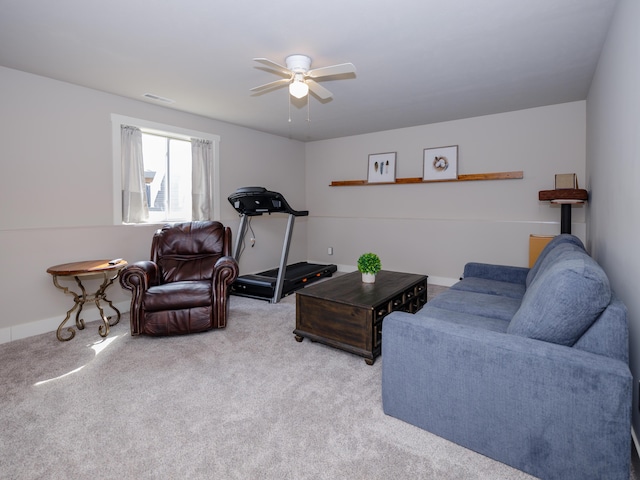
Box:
361, 272, 376, 283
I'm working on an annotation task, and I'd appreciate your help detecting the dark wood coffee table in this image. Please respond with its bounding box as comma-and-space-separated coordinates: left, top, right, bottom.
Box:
294, 270, 428, 364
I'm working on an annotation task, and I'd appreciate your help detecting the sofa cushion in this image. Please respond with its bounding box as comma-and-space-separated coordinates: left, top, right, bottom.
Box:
451, 277, 526, 300
414, 305, 510, 333
508, 252, 611, 346
526, 234, 585, 287
429, 289, 521, 322
463, 263, 529, 285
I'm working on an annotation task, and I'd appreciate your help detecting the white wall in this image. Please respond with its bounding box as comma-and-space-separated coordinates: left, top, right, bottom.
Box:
586, 0, 640, 436
305, 102, 586, 284
0, 68, 595, 347
0, 67, 305, 342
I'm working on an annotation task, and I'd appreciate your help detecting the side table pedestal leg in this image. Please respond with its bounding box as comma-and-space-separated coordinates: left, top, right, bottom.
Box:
52, 275, 83, 342
96, 272, 121, 338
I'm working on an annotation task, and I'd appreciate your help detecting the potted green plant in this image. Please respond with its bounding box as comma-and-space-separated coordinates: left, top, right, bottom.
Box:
357, 252, 381, 283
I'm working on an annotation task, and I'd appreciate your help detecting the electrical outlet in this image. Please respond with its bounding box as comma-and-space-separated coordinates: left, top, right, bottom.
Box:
328, 247, 333, 255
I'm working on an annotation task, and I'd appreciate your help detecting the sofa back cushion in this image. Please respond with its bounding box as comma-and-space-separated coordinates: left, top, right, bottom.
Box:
526, 234, 585, 287
508, 250, 611, 346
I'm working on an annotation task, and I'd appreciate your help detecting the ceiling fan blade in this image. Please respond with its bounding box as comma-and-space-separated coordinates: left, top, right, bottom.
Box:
308, 62, 356, 79
250, 78, 290, 92
253, 57, 291, 76
307, 79, 333, 100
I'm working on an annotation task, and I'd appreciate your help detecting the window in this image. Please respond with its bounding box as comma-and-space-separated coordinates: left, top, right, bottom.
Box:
111, 114, 220, 225
141, 132, 192, 223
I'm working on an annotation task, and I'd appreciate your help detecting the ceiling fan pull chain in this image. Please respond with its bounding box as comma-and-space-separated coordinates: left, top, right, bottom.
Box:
307, 94, 311, 123
288, 95, 292, 123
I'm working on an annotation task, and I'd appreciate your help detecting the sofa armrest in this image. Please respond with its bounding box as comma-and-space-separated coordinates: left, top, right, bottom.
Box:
382, 311, 631, 480
463, 262, 528, 284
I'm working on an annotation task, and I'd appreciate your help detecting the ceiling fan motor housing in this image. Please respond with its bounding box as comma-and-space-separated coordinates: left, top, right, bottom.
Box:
286, 54, 312, 74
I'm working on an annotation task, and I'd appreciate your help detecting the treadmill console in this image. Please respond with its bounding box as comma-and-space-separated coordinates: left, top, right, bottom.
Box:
228, 187, 309, 217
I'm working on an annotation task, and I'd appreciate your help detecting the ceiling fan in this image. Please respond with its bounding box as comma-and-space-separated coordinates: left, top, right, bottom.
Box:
250, 54, 356, 100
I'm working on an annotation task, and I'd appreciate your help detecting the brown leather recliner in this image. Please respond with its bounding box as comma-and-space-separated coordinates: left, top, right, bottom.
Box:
120, 221, 239, 336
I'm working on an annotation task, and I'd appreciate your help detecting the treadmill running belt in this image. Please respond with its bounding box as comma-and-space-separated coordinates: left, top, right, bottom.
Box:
231, 262, 337, 300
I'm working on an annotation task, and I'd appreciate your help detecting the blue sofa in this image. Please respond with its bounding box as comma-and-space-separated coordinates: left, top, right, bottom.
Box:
382, 235, 632, 480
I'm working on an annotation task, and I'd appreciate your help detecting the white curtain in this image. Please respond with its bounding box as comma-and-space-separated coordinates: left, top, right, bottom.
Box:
121, 125, 149, 223
191, 138, 214, 221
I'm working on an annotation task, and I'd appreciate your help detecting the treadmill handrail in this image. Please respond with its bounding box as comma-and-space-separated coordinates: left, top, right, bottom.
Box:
228, 187, 309, 217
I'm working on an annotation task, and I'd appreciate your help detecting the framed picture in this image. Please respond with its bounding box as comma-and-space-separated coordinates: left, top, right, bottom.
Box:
423, 145, 458, 181
367, 152, 396, 183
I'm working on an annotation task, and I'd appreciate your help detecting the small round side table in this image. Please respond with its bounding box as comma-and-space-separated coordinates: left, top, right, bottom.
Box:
46, 259, 128, 341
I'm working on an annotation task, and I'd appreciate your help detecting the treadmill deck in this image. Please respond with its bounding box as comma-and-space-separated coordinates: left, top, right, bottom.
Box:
231, 262, 337, 301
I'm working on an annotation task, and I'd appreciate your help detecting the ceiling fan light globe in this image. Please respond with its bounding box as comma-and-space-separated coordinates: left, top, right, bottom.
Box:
289, 81, 309, 99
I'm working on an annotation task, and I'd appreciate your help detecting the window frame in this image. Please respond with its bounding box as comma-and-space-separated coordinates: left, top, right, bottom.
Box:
111, 114, 221, 225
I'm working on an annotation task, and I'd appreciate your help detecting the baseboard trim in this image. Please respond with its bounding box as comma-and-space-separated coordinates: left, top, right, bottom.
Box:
427, 275, 458, 287
1, 271, 456, 345
333, 264, 457, 287
0, 300, 130, 345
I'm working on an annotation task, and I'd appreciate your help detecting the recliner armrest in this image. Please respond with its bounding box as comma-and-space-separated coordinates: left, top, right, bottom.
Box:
212, 256, 239, 289
119, 261, 159, 293
119, 261, 159, 336
211, 256, 239, 328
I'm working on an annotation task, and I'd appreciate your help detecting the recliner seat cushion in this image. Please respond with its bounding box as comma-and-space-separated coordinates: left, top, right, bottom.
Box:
143, 281, 212, 312
508, 252, 611, 346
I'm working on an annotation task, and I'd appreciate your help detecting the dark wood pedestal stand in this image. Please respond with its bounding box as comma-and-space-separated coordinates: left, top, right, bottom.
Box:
539, 189, 589, 234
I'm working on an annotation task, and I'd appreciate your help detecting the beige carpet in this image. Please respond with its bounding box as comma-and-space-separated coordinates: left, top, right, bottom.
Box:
1, 289, 541, 479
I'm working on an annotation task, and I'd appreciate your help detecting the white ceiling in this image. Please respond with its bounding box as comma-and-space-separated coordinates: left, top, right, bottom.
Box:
0, 0, 618, 142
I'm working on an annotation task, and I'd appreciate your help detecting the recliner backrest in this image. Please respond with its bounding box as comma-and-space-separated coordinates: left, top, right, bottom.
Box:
151, 221, 230, 283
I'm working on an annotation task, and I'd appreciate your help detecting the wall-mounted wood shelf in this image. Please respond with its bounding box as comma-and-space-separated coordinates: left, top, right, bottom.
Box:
538, 188, 588, 201
329, 171, 523, 187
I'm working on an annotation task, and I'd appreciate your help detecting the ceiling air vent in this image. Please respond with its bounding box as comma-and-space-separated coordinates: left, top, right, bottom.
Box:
142, 93, 175, 104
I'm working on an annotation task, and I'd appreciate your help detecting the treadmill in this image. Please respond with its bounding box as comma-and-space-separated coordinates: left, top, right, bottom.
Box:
228, 187, 337, 303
